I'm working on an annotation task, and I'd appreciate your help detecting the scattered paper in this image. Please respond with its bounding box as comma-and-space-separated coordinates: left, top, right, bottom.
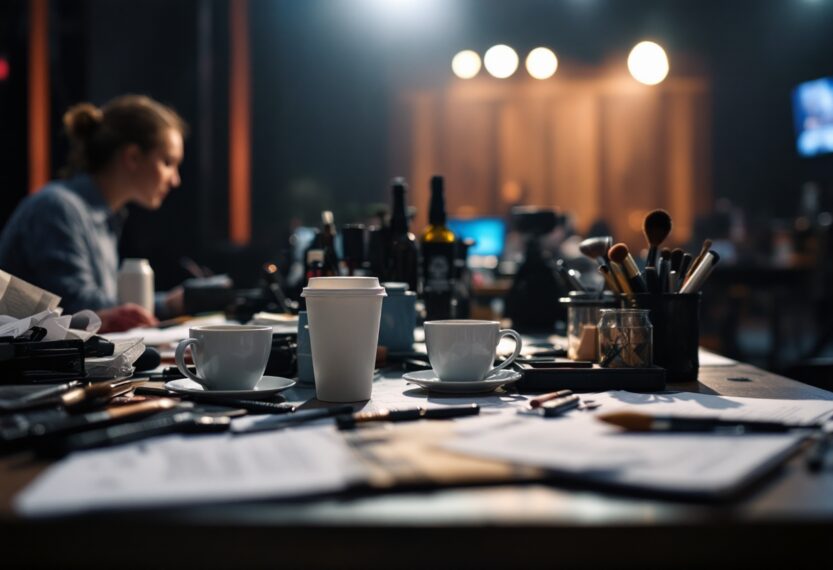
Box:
0, 308, 101, 341
85, 338, 145, 379
442, 391, 833, 496
0, 270, 61, 318
103, 315, 227, 346
16, 425, 361, 517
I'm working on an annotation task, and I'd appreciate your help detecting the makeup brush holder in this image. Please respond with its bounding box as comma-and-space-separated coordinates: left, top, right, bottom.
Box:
629, 293, 701, 382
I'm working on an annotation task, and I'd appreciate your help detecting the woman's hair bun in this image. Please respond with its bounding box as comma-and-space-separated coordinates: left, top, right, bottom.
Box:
63, 103, 103, 141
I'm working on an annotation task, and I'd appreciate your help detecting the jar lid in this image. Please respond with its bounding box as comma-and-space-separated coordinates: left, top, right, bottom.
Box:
559, 291, 618, 306
382, 282, 410, 295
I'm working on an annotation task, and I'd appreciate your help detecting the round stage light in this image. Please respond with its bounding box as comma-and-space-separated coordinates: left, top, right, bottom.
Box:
484, 44, 519, 79
627, 41, 669, 85
451, 50, 482, 79
525, 47, 558, 80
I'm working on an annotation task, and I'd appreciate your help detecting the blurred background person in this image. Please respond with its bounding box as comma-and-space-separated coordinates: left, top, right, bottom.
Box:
0, 94, 186, 332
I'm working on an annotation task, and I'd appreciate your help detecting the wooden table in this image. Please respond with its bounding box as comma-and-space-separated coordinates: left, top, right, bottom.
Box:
1, 359, 832, 568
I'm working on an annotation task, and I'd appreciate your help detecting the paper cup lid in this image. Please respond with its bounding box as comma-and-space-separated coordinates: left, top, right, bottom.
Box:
302, 276, 386, 297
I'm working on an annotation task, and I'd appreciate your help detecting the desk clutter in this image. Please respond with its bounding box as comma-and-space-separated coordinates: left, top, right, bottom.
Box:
0, 227, 832, 519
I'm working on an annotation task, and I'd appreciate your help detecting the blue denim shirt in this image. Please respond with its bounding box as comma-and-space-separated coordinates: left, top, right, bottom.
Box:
0, 174, 125, 314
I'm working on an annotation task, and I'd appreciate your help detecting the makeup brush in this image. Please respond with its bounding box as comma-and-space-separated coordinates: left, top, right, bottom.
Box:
684, 239, 713, 283
657, 248, 671, 293
643, 209, 672, 268
579, 236, 613, 266
609, 262, 633, 296
670, 248, 684, 273
680, 251, 720, 294
555, 259, 587, 292
598, 265, 622, 294
677, 253, 693, 291
608, 243, 647, 293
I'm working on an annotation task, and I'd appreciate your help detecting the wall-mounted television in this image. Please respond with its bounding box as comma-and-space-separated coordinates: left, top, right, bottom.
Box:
792, 76, 833, 158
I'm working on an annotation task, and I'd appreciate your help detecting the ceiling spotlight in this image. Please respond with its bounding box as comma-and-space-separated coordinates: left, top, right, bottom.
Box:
451, 50, 482, 79
525, 47, 558, 80
484, 44, 519, 79
627, 41, 669, 85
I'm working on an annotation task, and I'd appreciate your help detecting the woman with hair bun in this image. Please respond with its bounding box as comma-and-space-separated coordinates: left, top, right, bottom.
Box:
0, 95, 186, 332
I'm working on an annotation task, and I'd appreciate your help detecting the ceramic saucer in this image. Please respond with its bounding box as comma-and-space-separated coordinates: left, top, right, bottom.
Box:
164, 376, 296, 400
402, 369, 522, 394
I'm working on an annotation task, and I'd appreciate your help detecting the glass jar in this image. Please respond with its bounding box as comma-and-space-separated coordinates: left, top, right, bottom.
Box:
559, 292, 617, 361
598, 309, 653, 368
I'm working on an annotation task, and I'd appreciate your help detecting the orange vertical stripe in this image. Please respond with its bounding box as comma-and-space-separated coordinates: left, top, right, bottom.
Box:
229, 0, 251, 244
28, 0, 50, 193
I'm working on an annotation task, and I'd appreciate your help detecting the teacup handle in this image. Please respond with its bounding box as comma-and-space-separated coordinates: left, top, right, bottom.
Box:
175, 338, 205, 385
486, 329, 523, 378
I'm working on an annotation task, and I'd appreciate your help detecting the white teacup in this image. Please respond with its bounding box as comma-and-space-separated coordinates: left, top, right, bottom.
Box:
424, 320, 523, 381
174, 325, 273, 391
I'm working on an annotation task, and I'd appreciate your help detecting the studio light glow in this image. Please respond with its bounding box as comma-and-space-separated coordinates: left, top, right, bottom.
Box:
484, 44, 519, 79
627, 41, 669, 85
452, 50, 482, 79
525, 47, 558, 80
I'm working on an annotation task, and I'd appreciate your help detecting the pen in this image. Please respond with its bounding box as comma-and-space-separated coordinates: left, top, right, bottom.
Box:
233, 405, 356, 434
598, 411, 820, 433
336, 404, 480, 430
529, 389, 573, 409
0, 380, 83, 412
1, 399, 179, 444
48, 411, 231, 455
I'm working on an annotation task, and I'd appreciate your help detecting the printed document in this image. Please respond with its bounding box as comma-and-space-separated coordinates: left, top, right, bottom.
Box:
16, 425, 360, 516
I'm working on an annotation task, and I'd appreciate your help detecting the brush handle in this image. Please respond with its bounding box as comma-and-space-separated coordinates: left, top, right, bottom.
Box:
610, 263, 633, 295
644, 267, 660, 294
646, 246, 658, 268
677, 254, 692, 289
658, 259, 670, 293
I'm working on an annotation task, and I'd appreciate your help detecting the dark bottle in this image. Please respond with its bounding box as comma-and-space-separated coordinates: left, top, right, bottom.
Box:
420, 175, 456, 320
386, 177, 419, 292
299, 249, 325, 310
341, 224, 367, 276
320, 211, 340, 276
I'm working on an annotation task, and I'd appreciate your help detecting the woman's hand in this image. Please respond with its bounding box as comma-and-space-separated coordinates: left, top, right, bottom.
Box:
97, 303, 159, 333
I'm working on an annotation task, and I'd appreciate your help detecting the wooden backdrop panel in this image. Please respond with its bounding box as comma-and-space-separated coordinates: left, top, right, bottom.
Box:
397, 75, 710, 246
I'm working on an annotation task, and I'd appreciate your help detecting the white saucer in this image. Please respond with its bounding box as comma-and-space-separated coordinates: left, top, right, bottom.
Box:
402, 369, 522, 394
164, 376, 296, 399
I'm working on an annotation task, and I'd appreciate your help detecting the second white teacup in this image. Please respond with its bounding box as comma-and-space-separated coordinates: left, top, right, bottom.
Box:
175, 325, 273, 390
424, 320, 523, 382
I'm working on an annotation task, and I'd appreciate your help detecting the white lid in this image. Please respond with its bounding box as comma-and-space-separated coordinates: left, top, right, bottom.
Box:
301, 276, 386, 297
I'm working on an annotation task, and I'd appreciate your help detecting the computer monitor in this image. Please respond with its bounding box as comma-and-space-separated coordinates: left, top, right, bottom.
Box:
792, 76, 833, 158
448, 217, 506, 258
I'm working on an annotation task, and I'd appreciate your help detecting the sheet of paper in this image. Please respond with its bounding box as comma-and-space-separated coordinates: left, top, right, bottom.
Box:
16, 425, 360, 517
592, 390, 833, 424
0, 270, 61, 318
444, 414, 803, 495
0, 308, 101, 341
443, 390, 833, 496
103, 315, 226, 346
85, 338, 145, 379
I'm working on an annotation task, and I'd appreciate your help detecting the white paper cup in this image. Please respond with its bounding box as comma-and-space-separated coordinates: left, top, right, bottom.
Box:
302, 277, 386, 402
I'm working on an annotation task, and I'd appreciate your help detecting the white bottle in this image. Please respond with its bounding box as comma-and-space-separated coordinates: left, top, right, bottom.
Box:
118, 258, 155, 314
